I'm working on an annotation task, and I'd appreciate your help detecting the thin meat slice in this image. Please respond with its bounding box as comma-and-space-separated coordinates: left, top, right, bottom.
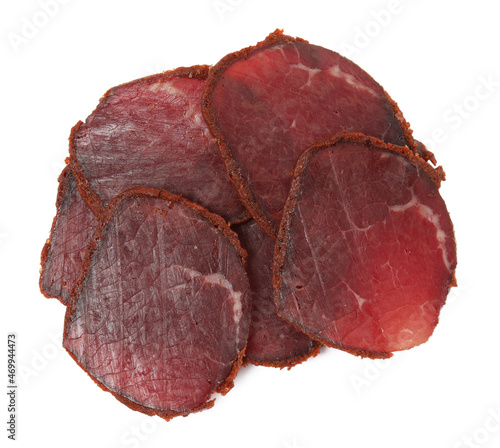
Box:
274, 133, 456, 358
40, 166, 98, 304
203, 30, 419, 237
70, 65, 247, 224
63, 188, 250, 420
234, 220, 320, 368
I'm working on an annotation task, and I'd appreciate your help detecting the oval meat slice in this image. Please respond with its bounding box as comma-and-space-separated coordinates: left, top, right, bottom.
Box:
203, 30, 418, 237
235, 220, 320, 368
40, 166, 98, 304
70, 65, 247, 224
64, 188, 250, 420
274, 133, 456, 358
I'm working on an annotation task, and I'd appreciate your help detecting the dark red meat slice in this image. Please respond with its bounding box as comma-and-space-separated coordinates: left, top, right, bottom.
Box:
234, 220, 320, 368
274, 133, 456, 358
70, 65, 247, 224
40, 166, 98, 304
203, 30, 418, 237
63, 188, 250, 420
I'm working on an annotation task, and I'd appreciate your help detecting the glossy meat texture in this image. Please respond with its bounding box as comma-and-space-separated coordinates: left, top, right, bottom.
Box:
274, 135, 456, 357
71, 66, 247, 224
203, 30, 415, 237
235, 220, 320, 367
64, 189, 250, 420
40, 166, 98, 304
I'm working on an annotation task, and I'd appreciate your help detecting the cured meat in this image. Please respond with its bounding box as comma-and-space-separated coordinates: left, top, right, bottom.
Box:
64, 187, 250, 420
39, 30, 459, 421
70, 65, 247, 224
234, 220, 320, 368
273, 133, 456, 358
40, 166, 98, 304
203, 30, 419, 237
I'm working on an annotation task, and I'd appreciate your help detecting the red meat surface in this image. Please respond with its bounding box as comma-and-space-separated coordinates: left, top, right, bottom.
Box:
70, 65, 247, 224
274, 134, 456, 358
40, 166, 98, 304
203, 30, 417, 237
63, 188, 251, 420
235, 220, 320, 367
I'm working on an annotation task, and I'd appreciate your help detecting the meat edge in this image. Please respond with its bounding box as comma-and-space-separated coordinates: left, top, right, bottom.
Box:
39, 164, 70, 304
243, 341, 322, 370
39, 165, 84, 304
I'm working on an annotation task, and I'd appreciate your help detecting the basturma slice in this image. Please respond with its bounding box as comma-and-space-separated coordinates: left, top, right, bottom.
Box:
274, 133, 457, 358
64, 188, 250, 420
234, 220, 320, 368
203, 29, 419, 238
70, 65, 247, 224
40, 166, 98, 304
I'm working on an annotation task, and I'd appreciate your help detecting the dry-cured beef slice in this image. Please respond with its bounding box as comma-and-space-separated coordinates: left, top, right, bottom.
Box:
203, 30, 419, 237
234, 220, 320, 368
70, 65, 248, 224
40, 166, 98, 304
274, 133, 456, 358
64, 188, 251, 420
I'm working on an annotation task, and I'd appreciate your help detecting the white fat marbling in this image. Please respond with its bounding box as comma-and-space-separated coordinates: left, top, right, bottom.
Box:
167, 266, 243, 320
389, 189, 452, 271
289, 62, 322, 89
203, 273, 244, 325
345, 282, 368, 308
328, 65, 377, 97
148, 80, 205, 129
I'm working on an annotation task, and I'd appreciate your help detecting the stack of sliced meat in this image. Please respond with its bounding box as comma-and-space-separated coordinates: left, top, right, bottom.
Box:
39, 30, 457, 420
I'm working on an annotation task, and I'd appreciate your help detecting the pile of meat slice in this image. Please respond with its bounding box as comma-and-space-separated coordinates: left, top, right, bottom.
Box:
39, 30, 457, 420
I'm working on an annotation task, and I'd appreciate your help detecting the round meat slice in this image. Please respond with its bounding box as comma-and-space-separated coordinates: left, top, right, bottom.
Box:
64, 187, 250, 420
274, 133, 457, 358
40, 166, 98, 304
235, 220, 320, 368
70, 65, 247, 224
203, 30, 418, 237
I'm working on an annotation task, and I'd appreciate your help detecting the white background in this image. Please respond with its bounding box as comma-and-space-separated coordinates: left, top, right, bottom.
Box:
1, 1, 499, 447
